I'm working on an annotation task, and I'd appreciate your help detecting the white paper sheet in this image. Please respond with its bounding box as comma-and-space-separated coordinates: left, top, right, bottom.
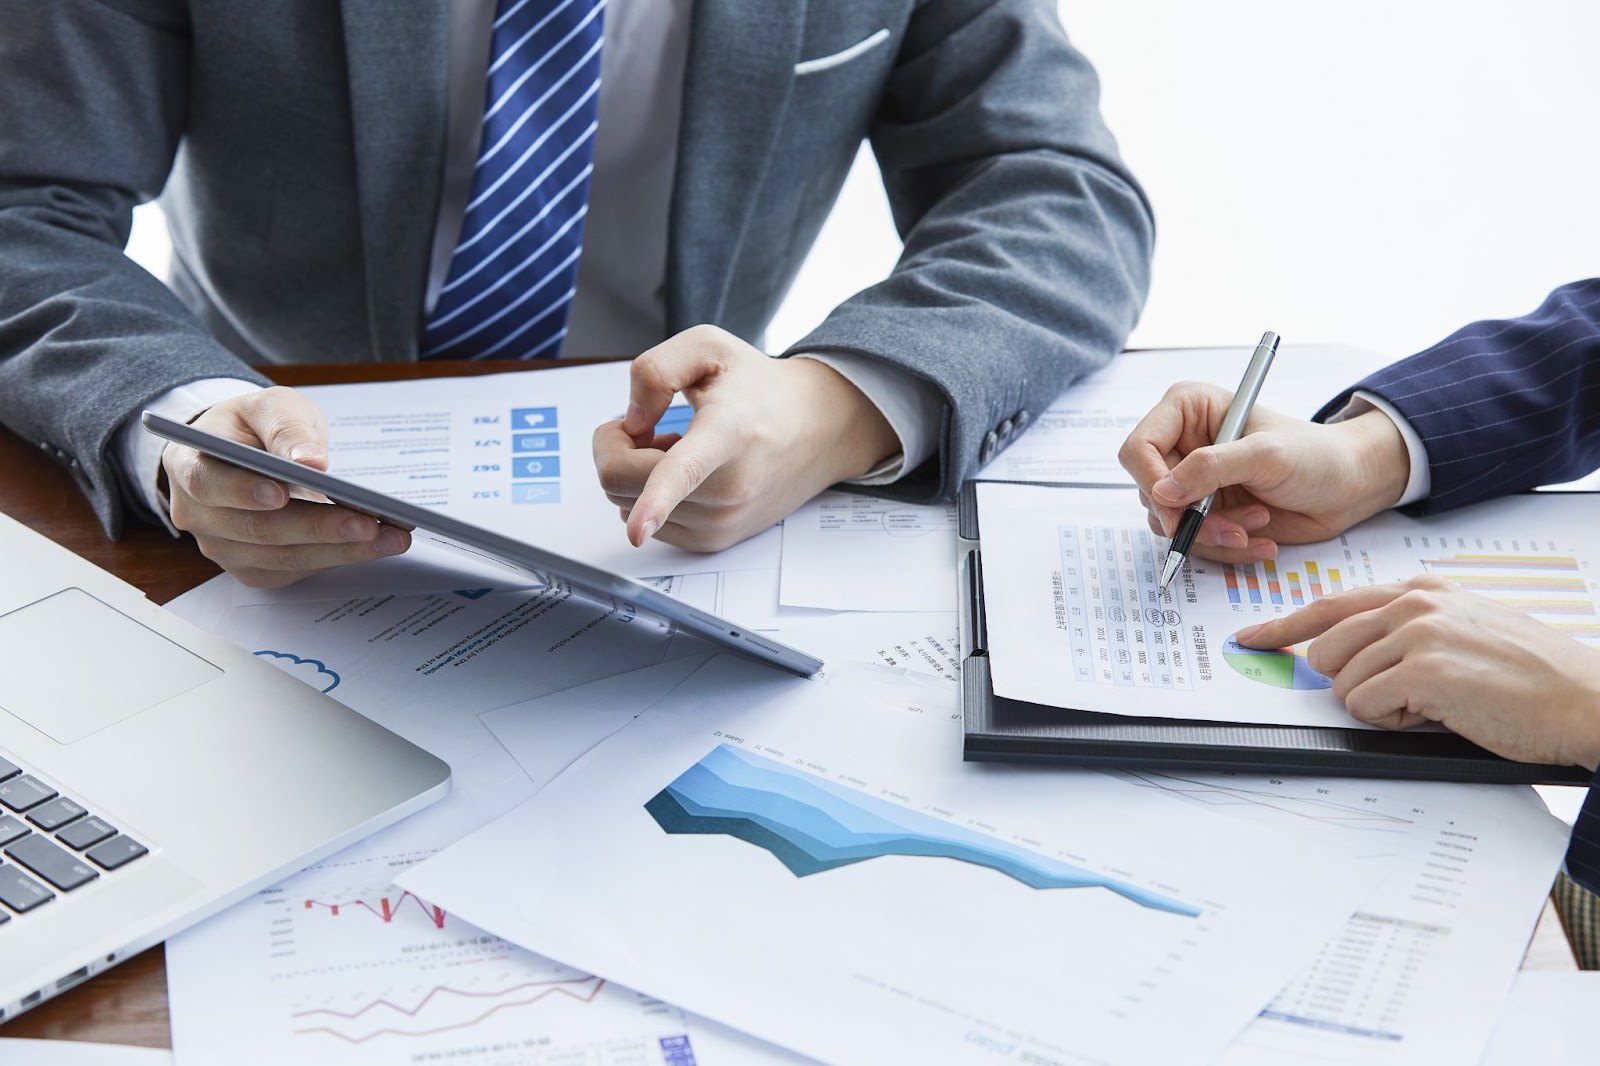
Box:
0, 1041, 172, 1066
1480, 972, 1600, 1066
400, 656, 1383, 1066
163, 576, 749, 1066
287, 364, 779, 580
976, 482, 1600, 728
719, 568, 840, 631
1111, 770, 1571, 1066
770, 611, 961, 685
974, 344, 1394, 485
778, 492, 957, 612
478, 656, 711, 784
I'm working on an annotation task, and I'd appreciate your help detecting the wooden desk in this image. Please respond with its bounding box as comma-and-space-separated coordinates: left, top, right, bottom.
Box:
0, 361, 1578, 1051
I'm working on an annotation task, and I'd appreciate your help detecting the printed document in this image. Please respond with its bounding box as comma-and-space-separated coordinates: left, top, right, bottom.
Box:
293, 363, 779, 580
162, 577, 758, 1066
976, 482, 1600, 728
400, 656, 1382, 1066
1120, 770, 1570, 1066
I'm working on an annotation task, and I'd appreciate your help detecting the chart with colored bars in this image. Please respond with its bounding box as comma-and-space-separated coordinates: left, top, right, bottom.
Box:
1417, 542, 1600, 643
1057, 525, 1192, 689
1223, 547, 1365, 614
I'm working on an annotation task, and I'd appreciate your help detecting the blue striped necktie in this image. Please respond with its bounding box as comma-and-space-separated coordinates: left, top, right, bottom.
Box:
422, 0, 605, 360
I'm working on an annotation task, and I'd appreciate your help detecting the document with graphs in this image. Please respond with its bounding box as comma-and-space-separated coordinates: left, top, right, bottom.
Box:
226, 361, 779, 609
400, 655, 1382, 1066
975, 481, 1600, 729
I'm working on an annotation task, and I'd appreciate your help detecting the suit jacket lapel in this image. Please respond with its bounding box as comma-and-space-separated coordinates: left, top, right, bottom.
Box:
340, 0, 451, 361
666, 0, 807, 332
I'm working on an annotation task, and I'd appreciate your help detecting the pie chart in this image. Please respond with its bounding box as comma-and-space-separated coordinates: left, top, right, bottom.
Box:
1222, 635, 1332, 690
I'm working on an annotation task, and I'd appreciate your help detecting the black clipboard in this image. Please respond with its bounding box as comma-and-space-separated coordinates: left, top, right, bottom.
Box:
957, 480, 1594, 784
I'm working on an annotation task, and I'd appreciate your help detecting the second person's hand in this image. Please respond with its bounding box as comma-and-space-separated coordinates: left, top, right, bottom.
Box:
1118, 381, 1413, 564
592, 326, 901, 553
1236, 576, 1600, 770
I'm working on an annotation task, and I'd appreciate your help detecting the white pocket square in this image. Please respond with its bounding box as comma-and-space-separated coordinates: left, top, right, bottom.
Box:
794, 28, 891, 75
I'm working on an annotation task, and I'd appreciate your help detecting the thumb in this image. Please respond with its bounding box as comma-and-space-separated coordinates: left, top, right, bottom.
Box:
242, 387, 330, 469
1151, 435, 1285, 508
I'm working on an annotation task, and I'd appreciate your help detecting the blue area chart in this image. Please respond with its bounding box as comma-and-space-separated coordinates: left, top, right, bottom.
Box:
644, 745, 1198, 916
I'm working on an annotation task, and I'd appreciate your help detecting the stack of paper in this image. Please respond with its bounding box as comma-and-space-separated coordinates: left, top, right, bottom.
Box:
150, 357, 1578, 1066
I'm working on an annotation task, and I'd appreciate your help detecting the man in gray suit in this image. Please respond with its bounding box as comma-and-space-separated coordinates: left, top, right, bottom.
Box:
0, 0, 1153, 587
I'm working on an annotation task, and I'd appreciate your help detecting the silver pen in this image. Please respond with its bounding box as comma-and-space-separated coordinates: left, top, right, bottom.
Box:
1157, 331, 1281, 593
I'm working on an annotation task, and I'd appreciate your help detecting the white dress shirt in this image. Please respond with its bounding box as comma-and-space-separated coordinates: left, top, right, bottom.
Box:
118, 0, 940, 522
1325, 389, 1432, 507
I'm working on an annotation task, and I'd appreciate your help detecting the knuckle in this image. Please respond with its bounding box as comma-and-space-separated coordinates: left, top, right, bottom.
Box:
1405, 573, 1452, 593
668, 453, 710, 494
235, 508, 272, 544
630, 354, 665, 391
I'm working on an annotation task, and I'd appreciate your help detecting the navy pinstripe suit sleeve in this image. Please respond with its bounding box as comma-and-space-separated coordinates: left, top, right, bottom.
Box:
1315, 278, 1600, 514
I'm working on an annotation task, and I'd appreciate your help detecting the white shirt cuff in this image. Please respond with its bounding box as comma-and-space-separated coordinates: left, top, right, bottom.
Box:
790, 352, 945, 486
1325, 389, 1431, 507
116, 378, 265, 533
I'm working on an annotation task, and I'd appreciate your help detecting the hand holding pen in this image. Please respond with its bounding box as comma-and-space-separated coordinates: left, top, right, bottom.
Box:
1116, 333, 1415, 586
1158, 332, 1279, 591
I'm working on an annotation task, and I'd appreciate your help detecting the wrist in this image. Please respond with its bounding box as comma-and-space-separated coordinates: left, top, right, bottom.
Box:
1571, 659, 1600, 772
787, 358, 899, 482
1339, 409, 1412, 516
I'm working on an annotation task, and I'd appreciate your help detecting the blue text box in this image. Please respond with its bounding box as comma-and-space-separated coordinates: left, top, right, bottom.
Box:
512, 456, 562, 479
512, 432, 560, 454
510, 406, 559, 430
512, 482, 561, 505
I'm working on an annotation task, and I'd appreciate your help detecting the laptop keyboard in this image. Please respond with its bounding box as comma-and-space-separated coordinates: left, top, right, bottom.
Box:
0, 753, 148, 926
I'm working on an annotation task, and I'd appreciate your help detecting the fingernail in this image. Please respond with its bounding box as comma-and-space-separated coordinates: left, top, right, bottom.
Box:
340, 515, 375, 542
254, 482, 284, 507
288, 443, 323, 463
1153, 476, 1183, 503
375, 527, 407, 555
1234, 624, 1262, 643
1216, 529, 1247, 549
639, 519, 659, 543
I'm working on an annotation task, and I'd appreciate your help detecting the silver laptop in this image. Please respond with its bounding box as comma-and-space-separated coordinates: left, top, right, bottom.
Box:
0, 510, 450, 1020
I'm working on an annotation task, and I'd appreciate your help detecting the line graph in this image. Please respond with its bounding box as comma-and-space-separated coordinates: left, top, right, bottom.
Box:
303, 891, 446, 930
291, 975, 607, 1044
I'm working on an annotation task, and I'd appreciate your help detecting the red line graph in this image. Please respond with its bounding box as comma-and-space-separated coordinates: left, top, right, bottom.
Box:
302, 891, 447, 930
291, 976, 607, 1043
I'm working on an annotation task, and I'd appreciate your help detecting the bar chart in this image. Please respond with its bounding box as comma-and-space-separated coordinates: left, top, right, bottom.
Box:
1419, 551, 1600, 642
1224, 551, 1354, 613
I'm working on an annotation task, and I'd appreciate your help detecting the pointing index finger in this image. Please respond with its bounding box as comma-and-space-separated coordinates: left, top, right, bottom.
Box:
1234, 583, 1411, 649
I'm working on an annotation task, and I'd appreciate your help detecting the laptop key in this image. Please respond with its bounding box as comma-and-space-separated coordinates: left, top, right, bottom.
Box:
0, 863, 55, 913
0, 815, 30, 847
5, 834, 98, 891
0, 755, 19, 782
0, 775, 57, 812
56, 816, 117, 851
27, 797, 86, 832
87, 835, 148, 871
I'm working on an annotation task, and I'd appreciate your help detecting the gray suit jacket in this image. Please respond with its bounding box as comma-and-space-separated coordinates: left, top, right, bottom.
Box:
0, 0, 1153, 536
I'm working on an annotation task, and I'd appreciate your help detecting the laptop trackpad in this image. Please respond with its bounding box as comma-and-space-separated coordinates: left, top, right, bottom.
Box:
0, 588, 222, 744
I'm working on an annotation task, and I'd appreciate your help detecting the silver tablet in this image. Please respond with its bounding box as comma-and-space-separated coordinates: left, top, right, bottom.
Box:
143, 410, 822, 677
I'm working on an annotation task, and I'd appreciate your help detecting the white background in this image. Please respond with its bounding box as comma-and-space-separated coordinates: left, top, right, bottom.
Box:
125, 0, 1600, 362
